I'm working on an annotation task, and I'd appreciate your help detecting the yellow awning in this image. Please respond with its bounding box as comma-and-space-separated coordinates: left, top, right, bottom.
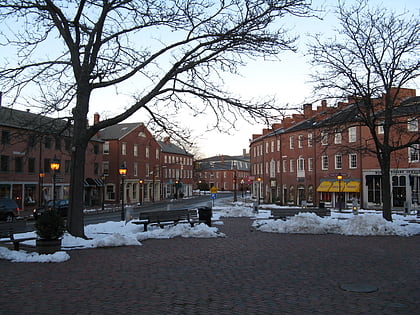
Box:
328, 181, 346, 192
343, 181, 360, 192
316, 181, 332, 192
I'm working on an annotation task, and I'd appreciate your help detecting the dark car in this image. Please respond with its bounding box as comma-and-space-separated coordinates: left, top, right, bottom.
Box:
33, 199, 69, 219
0, 198, 20, 222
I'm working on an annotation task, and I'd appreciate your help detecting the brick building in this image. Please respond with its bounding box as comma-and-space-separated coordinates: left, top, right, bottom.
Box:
195, 153, 251, 194
97, 116, 195, 205
159, 138, 194, 199
0, 107, 103, 211
250, 88, 420, 210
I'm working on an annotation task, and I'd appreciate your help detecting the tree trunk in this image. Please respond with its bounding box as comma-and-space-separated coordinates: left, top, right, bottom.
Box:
67, 138, 88, 238
380, 152, 393, 222
67, 87, 90, 238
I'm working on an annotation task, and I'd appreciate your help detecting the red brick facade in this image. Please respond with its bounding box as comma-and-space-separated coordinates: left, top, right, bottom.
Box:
250, 88, 420, 210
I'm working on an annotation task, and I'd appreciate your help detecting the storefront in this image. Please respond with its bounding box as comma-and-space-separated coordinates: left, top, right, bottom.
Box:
363, 169, 420, 210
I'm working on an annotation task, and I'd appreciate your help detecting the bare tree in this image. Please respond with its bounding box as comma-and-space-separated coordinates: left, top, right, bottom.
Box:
308, 0, 419, 221
0, 0, 311, 237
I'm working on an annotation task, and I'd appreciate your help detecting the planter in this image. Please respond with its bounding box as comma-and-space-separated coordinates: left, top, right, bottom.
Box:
36, 238, 62, 254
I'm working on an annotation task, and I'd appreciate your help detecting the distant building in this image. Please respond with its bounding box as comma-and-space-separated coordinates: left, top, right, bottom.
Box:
194, 153, 251, 193
159, 137, 194, 199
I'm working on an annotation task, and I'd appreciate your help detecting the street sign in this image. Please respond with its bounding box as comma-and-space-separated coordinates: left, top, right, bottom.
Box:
210, 186, 218, 194
211, 193, 217, 199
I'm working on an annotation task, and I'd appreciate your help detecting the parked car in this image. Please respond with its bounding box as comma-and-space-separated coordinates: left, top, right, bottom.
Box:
33, 199, 69, 219
0, 198, 20, 222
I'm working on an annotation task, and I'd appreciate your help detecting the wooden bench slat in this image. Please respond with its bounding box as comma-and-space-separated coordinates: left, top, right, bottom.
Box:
0, 221, 36, 250
138, 209, 199, 231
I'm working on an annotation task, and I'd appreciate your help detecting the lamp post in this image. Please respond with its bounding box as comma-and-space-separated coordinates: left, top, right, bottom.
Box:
240, 179, 244, 199
101, 174, 107, 211
119, 165, 127, 221
337, 173, 343, 212
233, 173, 238, 202
138, 180, 144, 205
50, 157, 60, 211
257, 177, 262, 205
39, 172, 45, 207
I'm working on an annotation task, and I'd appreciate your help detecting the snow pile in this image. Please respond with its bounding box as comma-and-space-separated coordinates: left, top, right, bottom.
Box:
137, 223, 225, 241
253, 212, 419, 236
1, 200, 419, 263
0, 247, 70, 263
0, 219, 224, 263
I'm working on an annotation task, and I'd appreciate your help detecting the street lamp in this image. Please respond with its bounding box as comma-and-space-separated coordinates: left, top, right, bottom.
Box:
337, 173, 343, 212
233, 166, 238, 202
50, 157, 60, 211
101, 174, 107, 211
257, 177, 262, 205
240, 179, 244, 199
119, 165, 127, 221
138, 180, 144, 205
39, 172, 45, 207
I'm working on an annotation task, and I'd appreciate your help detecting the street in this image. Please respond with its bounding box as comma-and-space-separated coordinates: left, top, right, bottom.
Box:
83, 193, 233, 225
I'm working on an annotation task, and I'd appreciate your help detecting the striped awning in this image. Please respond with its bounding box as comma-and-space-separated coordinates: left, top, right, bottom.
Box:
316, 181, 332, 192
84, 178, 104, 187
343, 181, 360, 192
328, 181, 346, 192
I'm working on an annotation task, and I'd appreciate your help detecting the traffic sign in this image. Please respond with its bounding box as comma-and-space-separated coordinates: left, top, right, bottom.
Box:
210, 186, 218, 194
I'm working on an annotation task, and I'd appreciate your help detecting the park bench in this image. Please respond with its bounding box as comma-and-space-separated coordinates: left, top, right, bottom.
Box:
0, 220, 36, 250
136, 209, 199, 231
270, 207, 330, 220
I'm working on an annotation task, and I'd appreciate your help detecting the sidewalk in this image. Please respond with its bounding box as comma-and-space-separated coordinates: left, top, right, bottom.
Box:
1, 216, 419, 314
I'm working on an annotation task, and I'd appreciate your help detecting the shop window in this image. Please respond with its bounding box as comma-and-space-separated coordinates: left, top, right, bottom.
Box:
366, 175, 381, 204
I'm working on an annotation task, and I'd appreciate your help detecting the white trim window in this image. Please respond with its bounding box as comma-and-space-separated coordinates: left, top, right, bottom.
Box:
348, 127, 357, 143
409, 144, 419, 162
378, 121, 384, 134
298, 135, 303, 148
349, 153, 357, 169
289, 159, 295, 172
289, 136, 295, 149
321, 131, 328, 145
103, 141, 110, 154
283, 159, 287, 172
334, 131, 342, 144
308, 133, 313, 147
121, 142, 127, 155
297, 156, 305, 171
408, 118, 418, 132
321, 155, 328, 170
335, 154, 342, 169
308, 157, 313, 171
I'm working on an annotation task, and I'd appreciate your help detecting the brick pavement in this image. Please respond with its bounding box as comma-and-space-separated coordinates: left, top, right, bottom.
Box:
1, 217, 419, 314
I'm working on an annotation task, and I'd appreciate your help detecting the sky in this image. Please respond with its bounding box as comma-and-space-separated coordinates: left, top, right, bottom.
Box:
1, 197, 419, 263
1, 0, 418, 158
89, 0, 419, 158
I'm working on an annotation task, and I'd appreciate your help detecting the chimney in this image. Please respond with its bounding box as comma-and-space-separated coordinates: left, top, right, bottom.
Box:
303, 103, 313, 117
94, 112, 100, 125
164, 137, 171, 144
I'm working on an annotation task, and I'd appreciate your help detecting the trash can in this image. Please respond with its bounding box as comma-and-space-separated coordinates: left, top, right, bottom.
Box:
198, 206, 212, 227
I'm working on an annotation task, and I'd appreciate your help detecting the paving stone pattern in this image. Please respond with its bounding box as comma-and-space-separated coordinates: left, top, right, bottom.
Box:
1, 217, 419, 314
